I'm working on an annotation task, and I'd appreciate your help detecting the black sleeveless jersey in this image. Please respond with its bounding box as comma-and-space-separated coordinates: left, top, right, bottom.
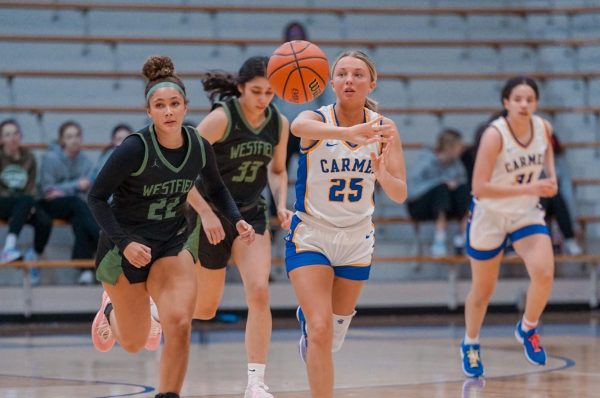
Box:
110, 124, 205, 241
210, 97, 281, 208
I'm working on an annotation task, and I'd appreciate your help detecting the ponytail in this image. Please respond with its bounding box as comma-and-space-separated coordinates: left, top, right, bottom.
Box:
201, 71, 239, 104
364, 97, 378, 112
202, 56, 269, 105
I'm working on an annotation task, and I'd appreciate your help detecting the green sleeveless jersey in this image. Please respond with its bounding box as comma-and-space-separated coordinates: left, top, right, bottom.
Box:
211, 97, 281, 208
111, 124, 205, 241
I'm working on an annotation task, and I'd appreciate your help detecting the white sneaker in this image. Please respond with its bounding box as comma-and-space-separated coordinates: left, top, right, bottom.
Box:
431, 239, 447, 257
1, 247, 22, 264
244, 382, 273, 398
564, 239, 583, 256
452, 234, 465, 254
78, 269, 95, 285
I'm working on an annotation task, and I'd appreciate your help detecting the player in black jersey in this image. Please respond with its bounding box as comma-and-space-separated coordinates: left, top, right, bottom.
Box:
187, 56, 292, 398
87, 56, 254, 398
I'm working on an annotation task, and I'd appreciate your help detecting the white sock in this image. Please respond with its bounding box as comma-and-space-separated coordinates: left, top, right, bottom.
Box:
464, 334, 480, 345
248, 363, 266, 385
332, 310, 356, 352
150, 298, 160, 323
521, 316, 538, 332
4, 233, 17, 251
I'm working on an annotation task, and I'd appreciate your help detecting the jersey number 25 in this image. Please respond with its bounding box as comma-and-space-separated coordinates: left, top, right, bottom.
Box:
329, 178, 364, 202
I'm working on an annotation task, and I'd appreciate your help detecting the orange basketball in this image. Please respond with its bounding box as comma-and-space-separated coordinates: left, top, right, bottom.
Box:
267, 40, 330, 104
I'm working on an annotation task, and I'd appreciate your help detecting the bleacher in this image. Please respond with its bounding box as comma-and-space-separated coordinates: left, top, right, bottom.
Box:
1, 0, 599, 315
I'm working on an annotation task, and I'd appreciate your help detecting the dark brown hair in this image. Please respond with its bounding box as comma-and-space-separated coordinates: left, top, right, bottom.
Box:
142, 55, 186, 103
201, 56, 269, 104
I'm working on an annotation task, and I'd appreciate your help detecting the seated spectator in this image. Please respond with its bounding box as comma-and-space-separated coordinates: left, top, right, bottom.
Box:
407, 128, 469, 256
460, 123, 487, 189
92, 123, 133, 179
540, 134, 582, 255
0, 119, 52, 283
39, 121, 99, 284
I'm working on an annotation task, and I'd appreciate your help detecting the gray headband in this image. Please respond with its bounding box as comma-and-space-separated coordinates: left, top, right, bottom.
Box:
145, 81, 185, 102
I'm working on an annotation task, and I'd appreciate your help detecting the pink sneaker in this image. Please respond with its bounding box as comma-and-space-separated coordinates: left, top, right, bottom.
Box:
91, 291, 115, 352
144, 298, 162, 351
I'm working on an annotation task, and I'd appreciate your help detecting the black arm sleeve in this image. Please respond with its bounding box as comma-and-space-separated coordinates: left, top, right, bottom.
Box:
87, 135, 145, 251
196, 138, 243, 225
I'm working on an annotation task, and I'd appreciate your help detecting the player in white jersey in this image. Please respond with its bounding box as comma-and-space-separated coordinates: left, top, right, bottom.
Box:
286, 50, 407, 398
461, 77, 558, 378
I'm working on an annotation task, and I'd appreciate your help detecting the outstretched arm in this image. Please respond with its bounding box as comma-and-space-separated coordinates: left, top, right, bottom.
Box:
291, 110, 394, 147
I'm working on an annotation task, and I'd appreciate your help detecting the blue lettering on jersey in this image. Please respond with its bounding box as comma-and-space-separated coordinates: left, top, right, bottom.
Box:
504, 153, 544, 173
320, 158, 372, 174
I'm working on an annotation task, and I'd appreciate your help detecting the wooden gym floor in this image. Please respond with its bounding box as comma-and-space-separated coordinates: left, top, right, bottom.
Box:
0, 312, 598, 397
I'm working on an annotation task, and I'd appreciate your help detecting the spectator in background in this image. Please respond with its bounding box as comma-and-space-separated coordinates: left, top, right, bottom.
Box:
0, 119, 52, 283
39, 120, 99, 285
460, 123, 488, 189
407, 128, 469, 256
540, 134, 582, 255
92, 123, 133, 179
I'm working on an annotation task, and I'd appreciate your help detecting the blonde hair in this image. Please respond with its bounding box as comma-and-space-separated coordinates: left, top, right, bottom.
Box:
331, 50, 378, 111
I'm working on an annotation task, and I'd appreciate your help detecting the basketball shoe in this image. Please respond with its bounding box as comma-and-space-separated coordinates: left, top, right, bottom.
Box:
514, 321, 546, 365
244, 382, 273, 398
91, 291, 115, 352
144, 297, 162, 351
460, 339, 484, 377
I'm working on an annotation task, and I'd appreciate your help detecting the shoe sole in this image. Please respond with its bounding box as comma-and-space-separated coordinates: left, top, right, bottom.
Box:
296, 307, 307, 364
514, 329, 546, 366
1, 253, 23, 264
91, 293, 114, 352
298, 334, 307, 364
460, 347, 484, 378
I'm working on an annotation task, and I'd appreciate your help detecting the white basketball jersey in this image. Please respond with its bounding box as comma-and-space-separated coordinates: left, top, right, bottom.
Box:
476, 115, 549, 215
294, 104, 381, 228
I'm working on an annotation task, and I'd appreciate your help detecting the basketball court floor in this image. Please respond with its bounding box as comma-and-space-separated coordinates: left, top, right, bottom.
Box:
1, 313, 599, 397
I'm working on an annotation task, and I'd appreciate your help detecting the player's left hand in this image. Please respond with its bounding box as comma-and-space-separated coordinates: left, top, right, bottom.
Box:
236, 220, 255, 244
277, 208, 293, 229
370, 142, 391, 181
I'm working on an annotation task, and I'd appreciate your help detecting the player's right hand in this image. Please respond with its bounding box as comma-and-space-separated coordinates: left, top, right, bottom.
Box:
346, 115, 394, 146
236, 220, 255, 245
529, 179, 558, 197
123, 242, 152, 268
200, 210, 226, 245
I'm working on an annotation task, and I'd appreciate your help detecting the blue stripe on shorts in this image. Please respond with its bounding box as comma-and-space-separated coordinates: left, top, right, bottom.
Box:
509, 224, 549, 242
465, 219, 507, 261
334, 265, 371, 281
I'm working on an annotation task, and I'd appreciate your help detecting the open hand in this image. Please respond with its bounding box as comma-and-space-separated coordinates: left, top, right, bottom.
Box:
346, 115, 395, 146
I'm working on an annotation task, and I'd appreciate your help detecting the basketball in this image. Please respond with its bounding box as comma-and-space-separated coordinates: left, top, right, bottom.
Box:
267, 40, 330, 104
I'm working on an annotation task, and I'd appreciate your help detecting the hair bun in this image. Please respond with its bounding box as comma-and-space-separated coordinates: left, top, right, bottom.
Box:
142, 56, 175, 81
